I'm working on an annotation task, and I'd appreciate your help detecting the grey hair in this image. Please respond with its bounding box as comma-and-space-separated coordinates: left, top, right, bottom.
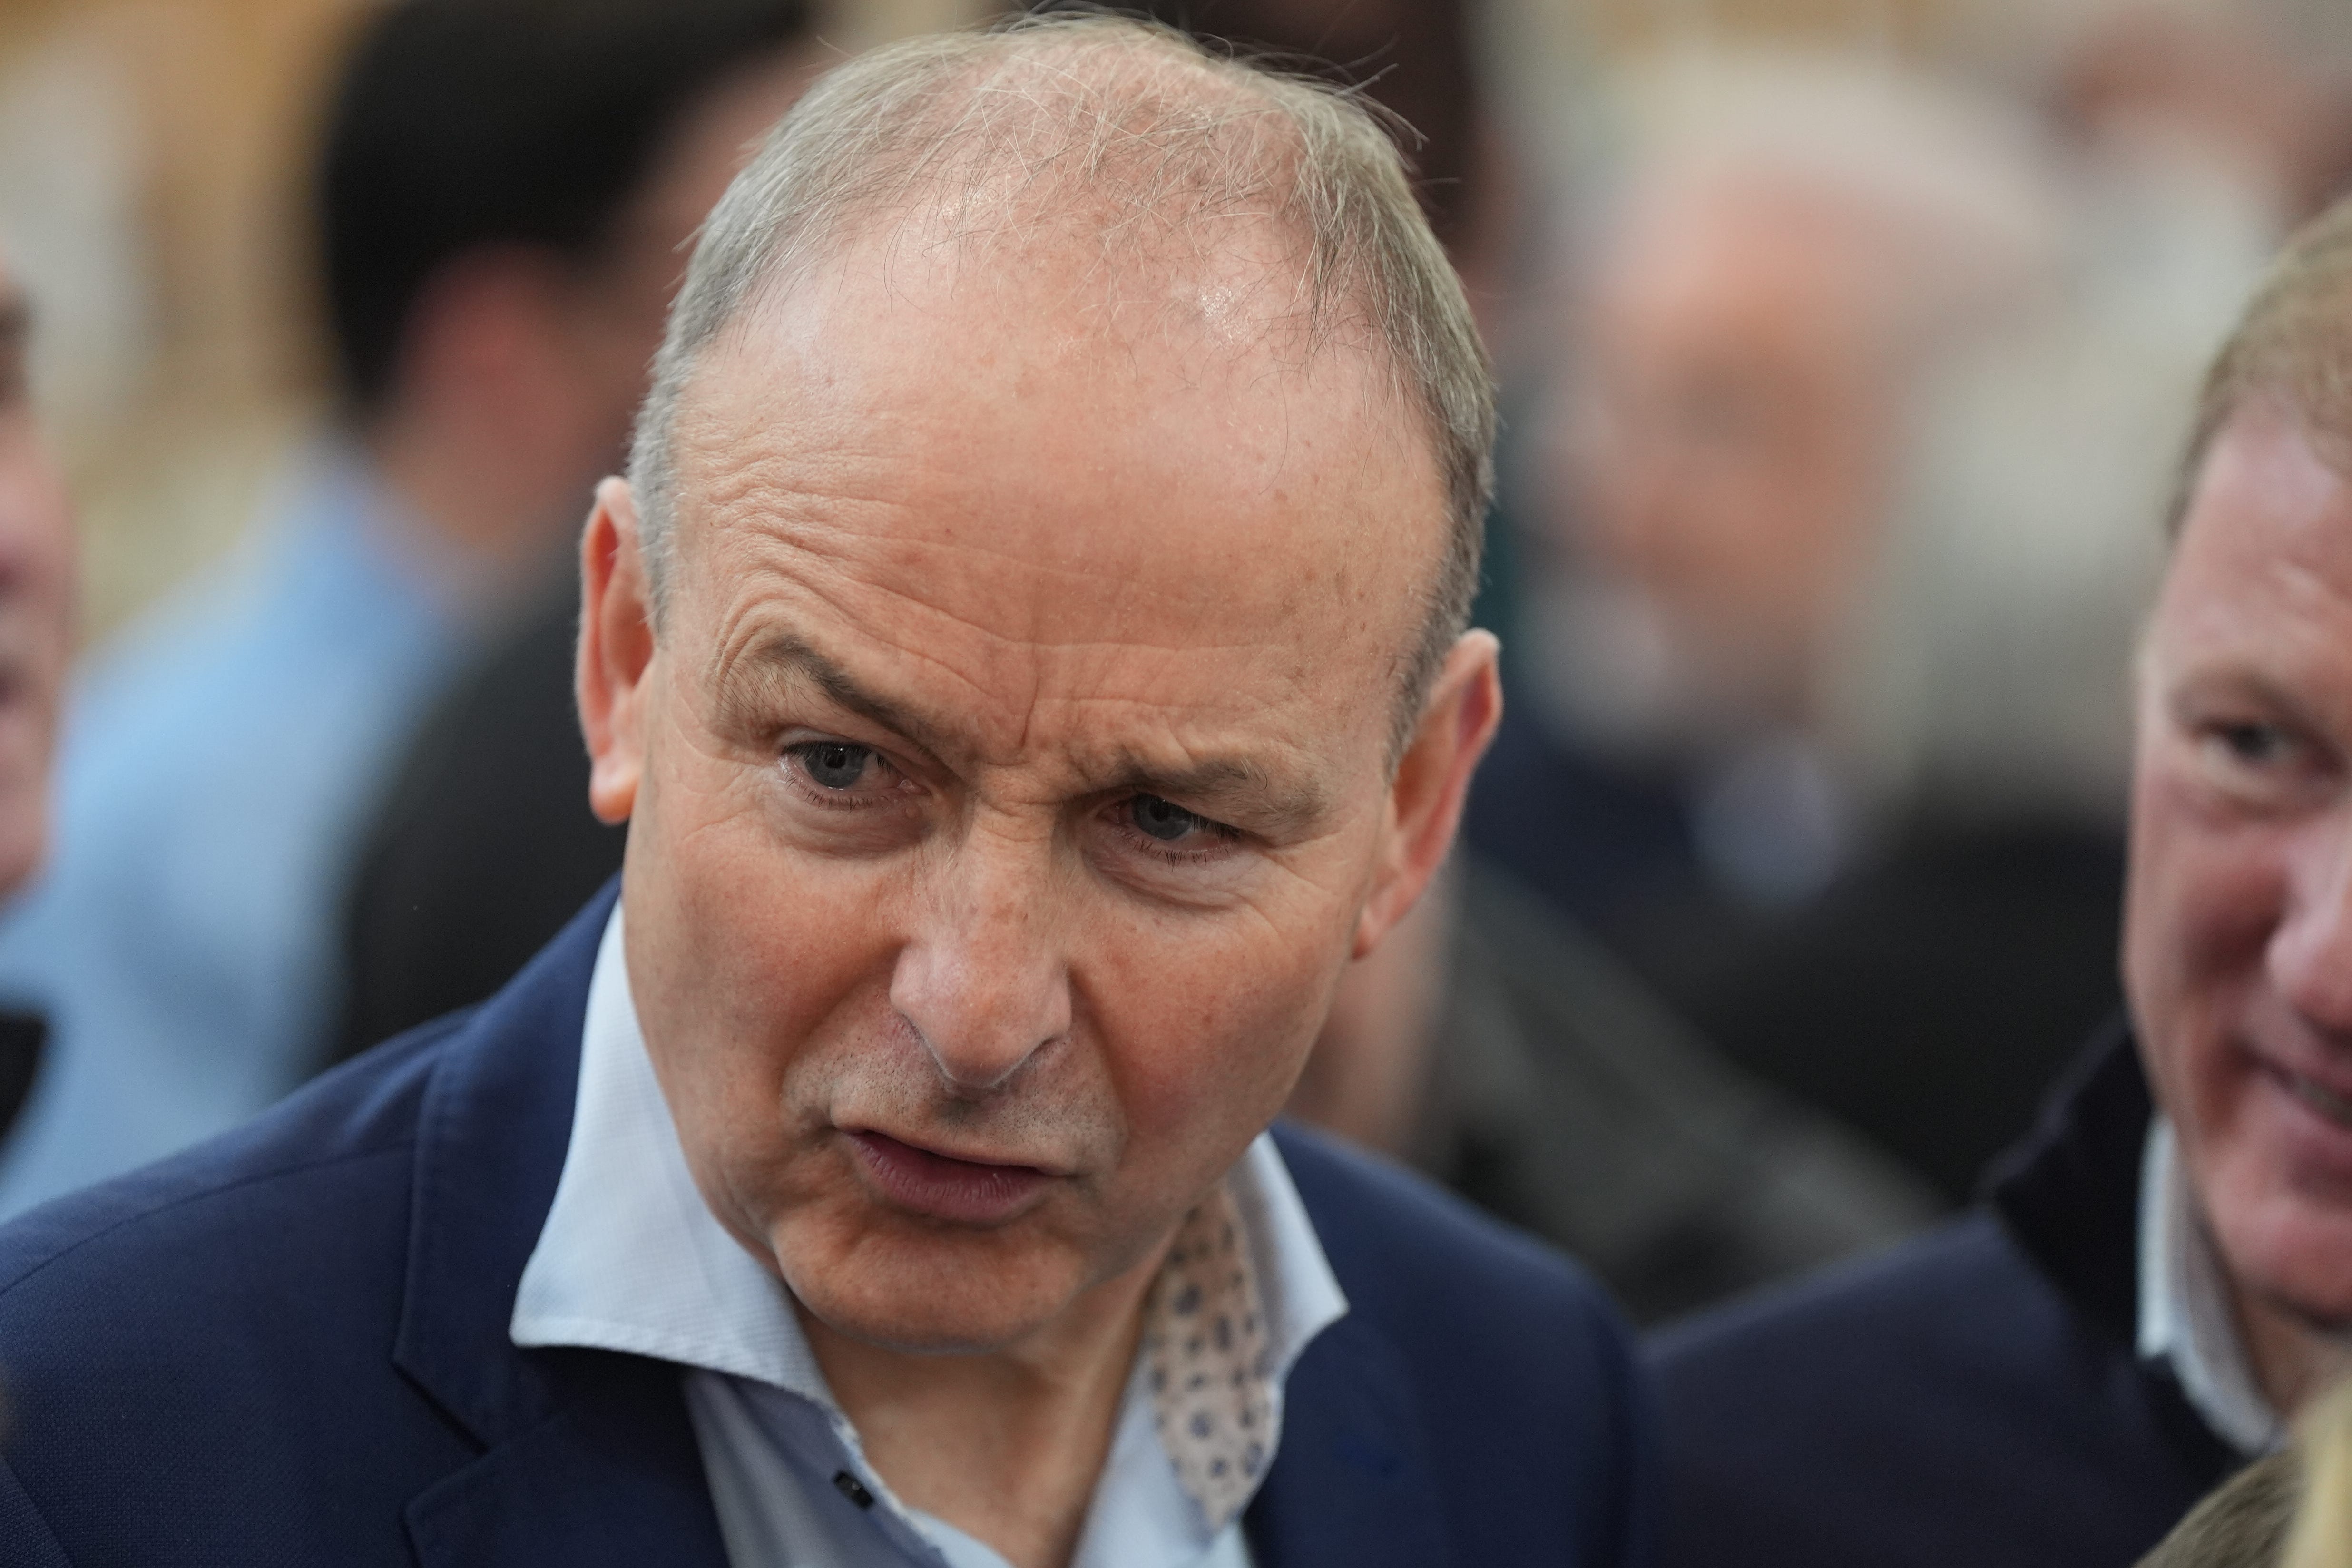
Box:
626, 11, 1494, 751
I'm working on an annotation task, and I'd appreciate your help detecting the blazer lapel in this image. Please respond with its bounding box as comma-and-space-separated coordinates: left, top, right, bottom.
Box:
388, 884, 725, 1568
1246, 1314, 1453, 1568
405, 1353, 729, 1568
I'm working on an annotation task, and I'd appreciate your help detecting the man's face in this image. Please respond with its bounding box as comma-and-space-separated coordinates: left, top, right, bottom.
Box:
584, 230, 1480, 1353
0, 255, 71, 899
1559, 172, 1892, 725
2128, 402, 2352, 1326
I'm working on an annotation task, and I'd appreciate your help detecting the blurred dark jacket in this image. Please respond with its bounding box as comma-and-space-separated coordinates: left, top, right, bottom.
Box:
1636, 819, 2127, 1204
1650, 1021, 2243, 1568
334, 589, 1934, 1325
1467, 703, 2127, 1204
1426, 864, 1936, 1325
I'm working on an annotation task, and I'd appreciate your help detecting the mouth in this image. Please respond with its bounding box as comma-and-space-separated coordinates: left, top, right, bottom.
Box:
843, 1129, 1059, 1226
2276, 1064, 2352, 1131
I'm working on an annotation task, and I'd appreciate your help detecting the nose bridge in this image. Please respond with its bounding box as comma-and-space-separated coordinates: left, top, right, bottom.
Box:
2272, 813, 2352, 1029
890, 808, 1073, 1096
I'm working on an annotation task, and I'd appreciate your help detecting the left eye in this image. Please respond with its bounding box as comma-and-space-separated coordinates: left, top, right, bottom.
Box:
793, 742, 879, 791
1130, 794, 1213, 843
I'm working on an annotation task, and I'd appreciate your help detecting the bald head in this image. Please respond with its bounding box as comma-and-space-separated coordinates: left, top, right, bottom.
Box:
629, 14, 1492, 738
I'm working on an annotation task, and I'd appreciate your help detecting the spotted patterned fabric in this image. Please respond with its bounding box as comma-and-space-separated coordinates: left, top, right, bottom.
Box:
1144, 1185, 1274, 1533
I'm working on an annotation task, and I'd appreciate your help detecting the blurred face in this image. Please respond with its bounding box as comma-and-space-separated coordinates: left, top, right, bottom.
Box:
551, 49, 823, 480
2127, 403, 2352, 1328
578, 228, 1493, 1354
0, 256, 72, 898
1561, 172, 1893, 723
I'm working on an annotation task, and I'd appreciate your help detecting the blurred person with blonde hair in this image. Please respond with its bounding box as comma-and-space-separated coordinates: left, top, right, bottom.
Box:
1653, 190, 2352, 1568
0, 0, 820, 1219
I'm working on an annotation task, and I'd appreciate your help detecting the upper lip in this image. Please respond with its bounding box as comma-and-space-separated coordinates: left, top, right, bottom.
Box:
2247, 1039, 2352, 1107
845, 1127, 1070, 1176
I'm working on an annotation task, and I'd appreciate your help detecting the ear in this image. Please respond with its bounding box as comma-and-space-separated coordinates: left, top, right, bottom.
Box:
1352, 631, 1503, 960
577, 476, 658, 825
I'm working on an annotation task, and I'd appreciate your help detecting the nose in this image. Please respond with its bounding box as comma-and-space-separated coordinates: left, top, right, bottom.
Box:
2268, 818, 2352, 1036
888, 820, 1074, 1098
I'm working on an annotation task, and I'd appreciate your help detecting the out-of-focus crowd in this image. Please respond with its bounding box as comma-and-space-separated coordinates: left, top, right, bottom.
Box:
0, 0, 2350, 1564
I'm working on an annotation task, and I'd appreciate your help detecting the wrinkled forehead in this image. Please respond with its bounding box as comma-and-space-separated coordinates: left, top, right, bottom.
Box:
676, 204, 1434, 561
657, 218, 1443, 735
2153, 403, 2352, 667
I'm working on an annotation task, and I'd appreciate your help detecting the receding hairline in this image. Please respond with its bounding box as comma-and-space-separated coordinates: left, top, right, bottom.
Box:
628, 12, 1498, 763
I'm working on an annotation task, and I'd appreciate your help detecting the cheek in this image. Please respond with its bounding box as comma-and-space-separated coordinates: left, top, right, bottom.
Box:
627, 745, 901, 1160
2125, 766, 2290, 1114
1080, 892, 1347, 1167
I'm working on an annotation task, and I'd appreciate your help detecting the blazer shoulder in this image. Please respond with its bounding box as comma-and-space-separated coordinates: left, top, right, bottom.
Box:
0, 1011, 468, 1315
1272, 1122, 1651, 1567
1650, 1209, 2058, 1383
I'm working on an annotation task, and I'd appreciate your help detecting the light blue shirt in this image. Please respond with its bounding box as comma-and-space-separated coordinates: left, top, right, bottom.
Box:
0, 441, 482, 1217
513, 908, 1349, 1568
2137, 1117, 2285, 1456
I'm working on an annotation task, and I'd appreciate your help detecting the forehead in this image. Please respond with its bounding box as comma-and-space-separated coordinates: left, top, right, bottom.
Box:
2156, 404, 2352, 685
665, 225, 1445, 764
1594, 171, 1880, 351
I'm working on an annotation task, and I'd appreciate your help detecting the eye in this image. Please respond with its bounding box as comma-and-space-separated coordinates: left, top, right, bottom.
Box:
2207, 721, 2294, 768
1129, 794, 1215, 843
791, 740, 881, 792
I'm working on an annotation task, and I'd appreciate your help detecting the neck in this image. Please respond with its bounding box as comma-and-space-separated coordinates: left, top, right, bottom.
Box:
798, 1235, 1175, 1568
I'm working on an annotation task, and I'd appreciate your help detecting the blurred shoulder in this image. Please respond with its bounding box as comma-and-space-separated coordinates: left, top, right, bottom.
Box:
0, 1013, 464, 1330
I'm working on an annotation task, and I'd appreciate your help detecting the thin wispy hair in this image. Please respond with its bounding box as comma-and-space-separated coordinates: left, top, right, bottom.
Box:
627, 11, 1494, 753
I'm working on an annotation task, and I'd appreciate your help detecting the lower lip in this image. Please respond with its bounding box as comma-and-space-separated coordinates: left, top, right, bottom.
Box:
2252, 1057, 2352, 1179
845, 1131, 1055, 1225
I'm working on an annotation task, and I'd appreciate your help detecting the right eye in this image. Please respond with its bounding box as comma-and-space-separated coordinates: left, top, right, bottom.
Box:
787, 740, 886, 794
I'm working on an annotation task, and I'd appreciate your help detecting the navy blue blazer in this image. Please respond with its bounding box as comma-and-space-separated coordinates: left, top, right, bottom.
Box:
1649, 1021, 2240, 1568
0, 888, 1650, 1566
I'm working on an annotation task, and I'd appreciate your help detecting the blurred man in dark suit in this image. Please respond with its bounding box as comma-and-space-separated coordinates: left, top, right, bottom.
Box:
1654, 194, 2352, 1568
0, 20, 1646, 1565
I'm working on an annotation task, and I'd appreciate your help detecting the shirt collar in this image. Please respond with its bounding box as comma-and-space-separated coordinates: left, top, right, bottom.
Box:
2136, 1116, 2286, 1456
513, 905, 1347, 1539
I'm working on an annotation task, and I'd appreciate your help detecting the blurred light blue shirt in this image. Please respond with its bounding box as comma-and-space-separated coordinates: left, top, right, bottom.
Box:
0, 441, 482, 1218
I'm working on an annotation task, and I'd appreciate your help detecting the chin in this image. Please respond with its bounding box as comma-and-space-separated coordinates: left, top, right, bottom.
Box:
775, 1215, 1089, 1354
2208, 1160, 2352, 1331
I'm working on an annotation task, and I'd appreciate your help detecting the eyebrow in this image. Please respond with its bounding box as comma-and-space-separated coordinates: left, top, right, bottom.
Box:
728, 632, 1333, 836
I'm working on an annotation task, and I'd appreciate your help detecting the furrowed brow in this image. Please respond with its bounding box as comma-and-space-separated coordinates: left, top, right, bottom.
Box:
1100, 752, 1330, 839
722, 631, 950, 755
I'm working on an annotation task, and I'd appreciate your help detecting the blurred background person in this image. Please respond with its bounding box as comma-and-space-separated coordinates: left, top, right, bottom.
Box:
1288, 859, 1936, 1324
0, 0, 821, 1219
0, 246, 79, 1146
1653, 189, 2352, 1568
1471, 43, 2254, 1201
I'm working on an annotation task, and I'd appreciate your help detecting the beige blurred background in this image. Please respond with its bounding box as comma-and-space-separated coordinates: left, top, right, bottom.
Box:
0, 0, 2337, 645
0, 0, 987, 644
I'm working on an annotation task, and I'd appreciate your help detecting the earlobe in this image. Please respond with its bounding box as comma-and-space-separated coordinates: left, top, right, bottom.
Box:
1352, 631, 1504, 960
577, 477, 656, 825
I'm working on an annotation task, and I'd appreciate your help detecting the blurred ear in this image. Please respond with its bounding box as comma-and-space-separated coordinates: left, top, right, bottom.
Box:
1352, 631, 1503, 960
577, 477, 657, 825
